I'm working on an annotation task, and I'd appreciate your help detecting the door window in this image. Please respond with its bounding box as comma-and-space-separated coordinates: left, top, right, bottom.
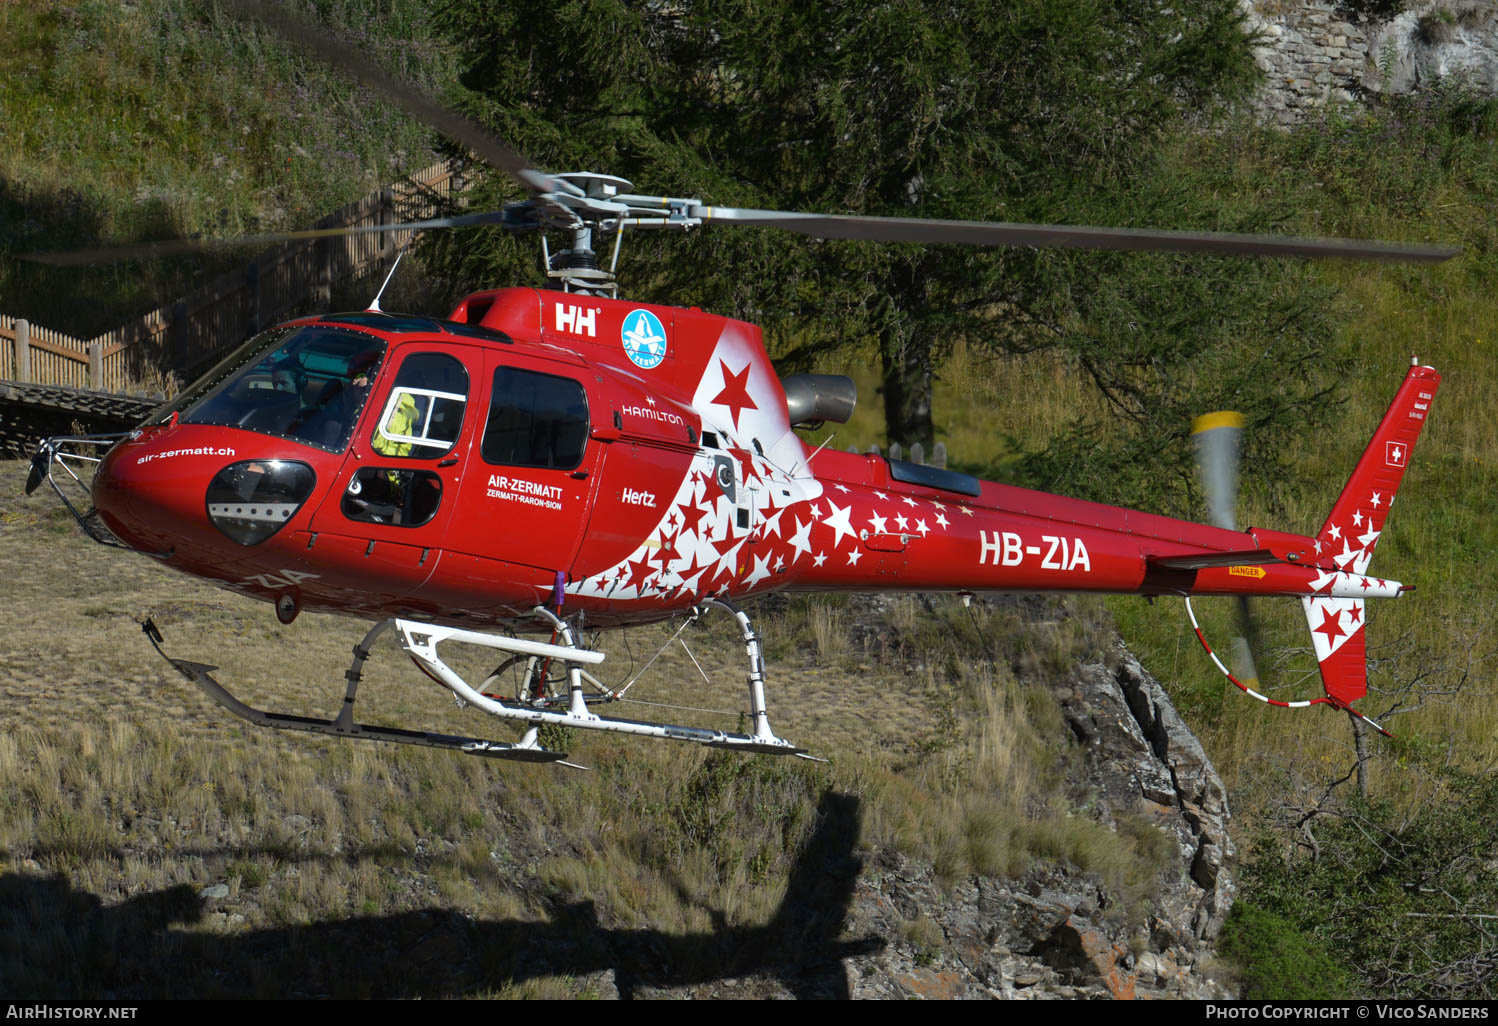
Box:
370, 352, 469, 459
480, 367, 589, 470
341, 467, 443, 527
342, 351, 470, 528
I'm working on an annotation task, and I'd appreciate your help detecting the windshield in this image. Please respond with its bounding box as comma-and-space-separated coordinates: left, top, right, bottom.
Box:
175, 325, 387, 453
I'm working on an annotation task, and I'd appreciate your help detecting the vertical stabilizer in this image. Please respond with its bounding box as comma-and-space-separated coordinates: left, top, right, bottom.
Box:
1302, 360, 1439, 710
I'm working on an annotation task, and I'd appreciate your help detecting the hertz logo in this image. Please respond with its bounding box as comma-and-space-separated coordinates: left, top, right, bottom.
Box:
1228, 565, 1266, 579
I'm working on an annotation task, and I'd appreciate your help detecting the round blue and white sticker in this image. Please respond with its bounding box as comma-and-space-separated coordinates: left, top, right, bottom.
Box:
621, 309, 667, 369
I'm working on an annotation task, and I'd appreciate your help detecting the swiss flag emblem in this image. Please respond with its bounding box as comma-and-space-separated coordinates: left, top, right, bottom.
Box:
1385, 441, 1407, 468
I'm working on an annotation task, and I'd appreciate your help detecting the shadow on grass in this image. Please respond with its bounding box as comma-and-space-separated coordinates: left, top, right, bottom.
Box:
3, 792, 880, 999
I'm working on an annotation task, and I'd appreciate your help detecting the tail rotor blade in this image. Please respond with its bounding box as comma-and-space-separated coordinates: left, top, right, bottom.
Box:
1231, 597, 1263, 689
1193, 410, 1268, 688
1191, 411, 1243, 532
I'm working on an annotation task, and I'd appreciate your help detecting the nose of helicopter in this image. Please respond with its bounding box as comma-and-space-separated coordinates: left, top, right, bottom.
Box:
91, 435, 231, 555
93, 430, 323, 558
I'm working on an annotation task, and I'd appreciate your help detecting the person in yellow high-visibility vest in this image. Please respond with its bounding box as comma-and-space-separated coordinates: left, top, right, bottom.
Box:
372, 390, 419, 458
369, 390, 420, 521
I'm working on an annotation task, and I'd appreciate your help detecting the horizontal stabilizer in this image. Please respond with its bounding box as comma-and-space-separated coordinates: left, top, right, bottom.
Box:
1147, 549, 1277, 571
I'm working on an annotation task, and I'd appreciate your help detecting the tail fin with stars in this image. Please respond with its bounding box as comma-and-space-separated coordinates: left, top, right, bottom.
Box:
1301, 358, 1440, 716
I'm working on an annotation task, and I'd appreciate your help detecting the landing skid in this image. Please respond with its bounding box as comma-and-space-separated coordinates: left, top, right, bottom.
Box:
144, 619, 576, 764
142, 601, 812, 765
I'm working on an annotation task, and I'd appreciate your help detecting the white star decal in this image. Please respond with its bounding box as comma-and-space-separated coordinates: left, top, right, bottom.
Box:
1358, 527, 1381, 549
1329, 524, 1342, 541
935, 512, 950, 529
959, 506, 973, 516
894, 513, 909, 531
1370, 491, 1382, 508
915, 518, 930, 535
743, 552, 773, 588
1353, 510, 1364, 527
834, 484, 850, 493
902, 496, 918, 507
788, 517, 814, 561
812, 551, 827, 567
868, 513, 888, 534
762, 506, 786, 538
874, 491, 889, 501
823, 500, 857, 548
1334, 540, 1360, 569
846, 549, 863, 566
931, 501, 946, 511
678, 564, 709, 593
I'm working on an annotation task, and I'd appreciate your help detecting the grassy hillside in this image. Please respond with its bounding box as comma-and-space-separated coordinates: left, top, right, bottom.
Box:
0, 0, 454, 336
927, 95, 1497, 997
791, 88, 1498, 997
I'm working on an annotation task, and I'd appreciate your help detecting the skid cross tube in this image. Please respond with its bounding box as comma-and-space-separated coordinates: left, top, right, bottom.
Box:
396, 610, 807, 755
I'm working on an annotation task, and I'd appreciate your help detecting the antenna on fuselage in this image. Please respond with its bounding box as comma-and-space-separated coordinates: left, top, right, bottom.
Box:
367, 233, 415, 312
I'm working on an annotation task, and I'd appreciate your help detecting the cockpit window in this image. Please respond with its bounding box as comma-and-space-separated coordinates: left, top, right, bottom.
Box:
176, 325, 387, 453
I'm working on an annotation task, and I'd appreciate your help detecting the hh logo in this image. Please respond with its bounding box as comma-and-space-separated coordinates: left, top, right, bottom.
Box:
1385, 440, 1407, 468
554, 304, 597, 337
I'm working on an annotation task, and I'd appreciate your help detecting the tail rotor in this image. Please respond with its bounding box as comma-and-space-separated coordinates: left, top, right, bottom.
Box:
1192, 411, 1265, 691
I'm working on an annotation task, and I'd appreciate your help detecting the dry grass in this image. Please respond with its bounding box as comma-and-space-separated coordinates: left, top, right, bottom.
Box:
0, 456, 1162, 998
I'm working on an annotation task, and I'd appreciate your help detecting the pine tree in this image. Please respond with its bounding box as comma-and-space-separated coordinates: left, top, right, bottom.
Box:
424, 0, 1338, 509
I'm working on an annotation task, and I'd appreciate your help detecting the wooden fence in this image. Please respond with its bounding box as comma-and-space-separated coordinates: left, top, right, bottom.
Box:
0, 160, 464, 394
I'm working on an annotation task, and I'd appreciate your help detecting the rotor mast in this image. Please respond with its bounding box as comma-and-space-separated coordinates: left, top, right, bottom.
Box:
508, 172, 707, 297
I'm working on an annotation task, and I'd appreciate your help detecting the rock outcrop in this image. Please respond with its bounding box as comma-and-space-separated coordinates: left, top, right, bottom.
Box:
1245, 1, 1498, 125
838, 644, 1237, 999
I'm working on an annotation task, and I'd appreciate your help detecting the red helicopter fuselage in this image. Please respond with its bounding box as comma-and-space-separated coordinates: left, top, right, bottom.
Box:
88, 287, 1424, 638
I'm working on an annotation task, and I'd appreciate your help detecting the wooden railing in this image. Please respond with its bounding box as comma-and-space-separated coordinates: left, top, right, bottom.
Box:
0, 160, 464, 394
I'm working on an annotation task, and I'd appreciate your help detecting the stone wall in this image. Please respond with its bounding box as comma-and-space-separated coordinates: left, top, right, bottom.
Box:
1245, 1, 1498, 124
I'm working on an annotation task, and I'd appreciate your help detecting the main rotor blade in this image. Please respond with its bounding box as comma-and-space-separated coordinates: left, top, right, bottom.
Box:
695, 208, 1460, 262
228, 0, 554, 196
23, 211, 510, 266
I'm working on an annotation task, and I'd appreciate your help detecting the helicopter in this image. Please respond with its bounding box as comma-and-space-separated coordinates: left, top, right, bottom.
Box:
23, 2, 1455, 765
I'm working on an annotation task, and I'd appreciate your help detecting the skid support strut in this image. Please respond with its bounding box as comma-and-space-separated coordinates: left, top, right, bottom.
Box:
706, 598, 777, 744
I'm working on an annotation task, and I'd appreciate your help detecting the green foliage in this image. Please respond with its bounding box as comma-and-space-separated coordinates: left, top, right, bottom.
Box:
1237, 768, 1498, 1001
664, 755, 822, 882
1218, 902, 1358, 1000
227, 859, 269, 889
1335, 0, 1410, 19
535, 722, 575, 754
1267, 81, 1498, 230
